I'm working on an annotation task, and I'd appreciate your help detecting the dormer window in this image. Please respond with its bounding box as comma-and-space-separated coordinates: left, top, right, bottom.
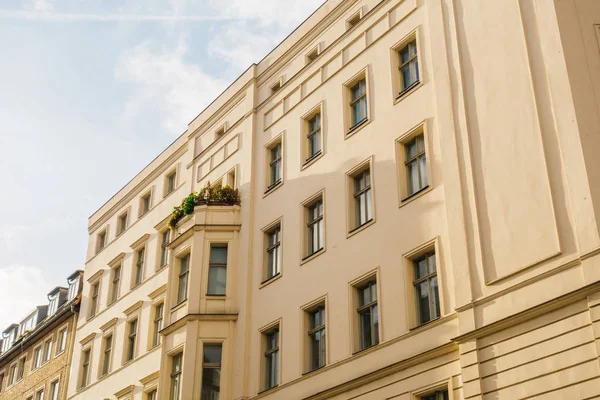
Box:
48, 295, 58, 316
68, 274, 81, 301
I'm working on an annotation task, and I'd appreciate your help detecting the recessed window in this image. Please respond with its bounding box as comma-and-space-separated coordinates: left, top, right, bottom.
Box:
346, 9, 362, 29
306, 45, 320, 64
398, 39, 419, 95
109, 264, 121, 304
159, 230, 171, 268
306, 305, 326, 372
263, 326, 279, 390
89, 282, 99, 318
96, 230, 107, 253
265, 224, 281, 281
201, 344, 222, 399
140, 191, 152, 217
166, 170, 177, 196
357, 280, 379, 351
413, 250, 440, 325
404, 132, 428, 197
32, 346, 42, 370
302, 105, 323, 166
50, 380, 59, 400
0, 372, 4, 393
8, 362, 17, 386
349, 78, 368, 130
118, 211, 128, 235
207, 245, 228, 296
420, 390, 449, 400
268, 142, 282, 189
57, 328, 67, 355
215, 124, 227, 141
147, 389, 158, 400
177, 254, 190, 304
304, 196, 324, 258
352, 168, 373, 230
43, 338, 52, 364
80, 348, 91, 388
170, 353, 183, 400
125, 319, 138, 362
152, 303, 164, 347
35, 389, 44, 400
270, 78, 282, 94
101, 334, 113, 376
133, 247, 145, 287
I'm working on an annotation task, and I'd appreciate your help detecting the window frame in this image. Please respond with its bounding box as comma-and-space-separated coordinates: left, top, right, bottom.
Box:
349, 270, 381, 354
207, 244, 228, 296
305, 43, 320, 65
49, 380, 59, 400
117, 209, 129, 236
164, 167, 178, 197
302, 297, 327, 373
345, 7, 363, 30
260, 322, 281, 392
132, 246, 146, 288
56, 325, 68, 356
139, 189, 153, 218
262, 218, 283, 284
300, 190, 326, 264
42, 336, 53, 365
124, 317, 139, 364
100, 333, 113, 377
201, 342, 223, 399
176, 253, 190, 304
346, 158, 375, 236
169, 352, 183, 400
300, 103, 324, 169
32, 344, 43, 371
96, 228, 108, 254
79, 346, 92, 389
391, 29, 423, 104
264, 133, 284, 195
158, 229, 171, 270
109, 263, 122, 305
343, 68, 370, 136
88, 281, 100, 319
151, 302, 164, 348
396, 121, 432, 205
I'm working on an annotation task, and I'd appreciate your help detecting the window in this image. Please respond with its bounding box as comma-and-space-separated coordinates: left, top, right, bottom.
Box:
305, 197, 324, 257
89, 282, 99, 318
177, 254, 190, 304
147, 389, 158, 400
352, 168, 373, 229
80, 348, 91, 388
404, 133, 428, 197
346, 9, 362, 29
17, 358, 25, 382
32, 346, 42, 370
125, 319, 138, 362
8, 363, 17, 386
118, 211, 128, 235
357, 280, 379, 350
101, 334, 113, 376
306, 45, 319, 64
159, 230, 171, 268
133, 247, 145, 287
96, 230, 107, 253
413, 251, 440, 325
263, 327, 279, 390
349, 78, 368, 129
420, 390, 449, 400
0, 372, 4, 393
68, 273, 81, 301
50, 381, 59, 400
201, 344, 222, 399
265, 224, 281, 281
270, 78, 282, 94
268, 143, 282, 188
152, 303, 164, 347
307, 305, 326, 371
170, 353, 183, 400
48, 296, 58, 316
109, 265, 121, 304
36, 389, 44, 400
214, 124, 226, 141
398, 39, 419, 94
166, 170, 177, 195
306, 113, 321, 162
207, 246, 227, 295
57, 328, 67, 354
140, 191, 152, 216
43, 339, 52, 363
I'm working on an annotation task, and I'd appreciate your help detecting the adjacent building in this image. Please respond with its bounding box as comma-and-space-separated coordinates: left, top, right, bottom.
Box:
0, 271, 82, 400
68, 0, 600, 399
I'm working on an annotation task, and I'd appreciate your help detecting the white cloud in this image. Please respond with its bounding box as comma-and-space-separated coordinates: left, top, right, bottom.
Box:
0, 10, 237, 21
0, 265, 50, 329
116, 37, 227, 134
32, 0, 54, 12
207, 0, 324, 27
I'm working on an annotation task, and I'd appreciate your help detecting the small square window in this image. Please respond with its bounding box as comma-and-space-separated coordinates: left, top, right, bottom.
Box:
270, 78, 282, 94
165, 170, 177, 196
346, 9, 362, 30
420, 390, 449, 400
139, 191, 152, 217
117, 211, 128, 235
96, 229, 107, 253
306, 45, 320, 64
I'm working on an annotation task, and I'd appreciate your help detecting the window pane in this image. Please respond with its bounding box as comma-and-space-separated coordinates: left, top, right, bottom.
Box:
208, 265, 227, 295
431, 276, 441, 319
417, 281, 431, 324
201, 368, 221, 400
359, 309, 372, 349
203, 345, 222, 364
372, 304, 379, 345
420, 155, 428, 188
210, 247, 228, 263
408, 160, 420, 195
365, 188, 373, 221
415, 257, 428, 279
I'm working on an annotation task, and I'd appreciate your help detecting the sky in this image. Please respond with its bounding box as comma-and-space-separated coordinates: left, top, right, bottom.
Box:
0, 0, 324, 330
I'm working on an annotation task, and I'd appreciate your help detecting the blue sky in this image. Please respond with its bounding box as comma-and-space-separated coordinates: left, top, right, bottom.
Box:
0, 0, 323, 329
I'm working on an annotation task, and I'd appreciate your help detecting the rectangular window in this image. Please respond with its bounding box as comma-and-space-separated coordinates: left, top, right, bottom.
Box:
96, 230, 107, 253
0, 373, 4, 392
266, 225, 281, 280
349, 78, 367, 128
147, 389, 158, 400
177, 254, 190, 303
43, 339, 52, 363
57, 328, 67, 354
357, 280, 379, 350
353, 169, 373, 229
32, 346, 42, 370
110, 265, 121, 304
307, 306, 326, 371
166, 171, 177, 195
170, 353, 183, 400
413, 251, 440, 325
48, 296, 58, 316
208, 246, 228, 295
306, 198, 324, 257
89, 282, 99, 318
118, 211, 128, 235
152, 303, 164, 347
133, 247, 145, 287
101, 334, 112, 376
9, 363, 17, 385
421, 391, 449, 400
307, 114, 321, 161
140, 192, 152, 216
306, 45, 319, 64
80, 349, 90, 388
399, 39, 419, 94
346, 10, 362, 29
201, 344, 222, 399
264, 328, 279, 390
269, 143, 282, 188
126, 319, 138, 362
50, 381, 59, 400
36, 389, 44, 400
160, 230, 171, 268
405, 133, 428, 196
17, 358, 25, 382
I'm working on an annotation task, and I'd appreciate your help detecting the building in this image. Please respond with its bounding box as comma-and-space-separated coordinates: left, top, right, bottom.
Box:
0, 270, 82, 400
67, 0, 600, 399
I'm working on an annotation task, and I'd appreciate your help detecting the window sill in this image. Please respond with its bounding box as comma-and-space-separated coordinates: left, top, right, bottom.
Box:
55, 350, 65, 358
300, 247, 325, 265
394, 81, 422, 105
206, 293, 227, 297
302, 364, 326, 376
409, 316, 441, 332
258, 385, 279, 395
260, 273, 282, 289
347, 218, 375, 239
301, 151, 323, 171
171, 300, 187, 312
352, 341, 380, 356
400, 185, 431, 208
263, 180, 283, 198
345, 118, 370, 140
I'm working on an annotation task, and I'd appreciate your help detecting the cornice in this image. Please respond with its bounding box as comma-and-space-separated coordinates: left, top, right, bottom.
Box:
114, 385, 134, 398
87, 269, 104, 283
99, 317, 118, 332
79, 332, 96, 345
107, 252, 126, 268
148, 285, 168, 300
130, 233, 150, 250
187, 95, 247, 141
123, 301, 143, 317
160, 313, 239, 336
139, 371, 160, 385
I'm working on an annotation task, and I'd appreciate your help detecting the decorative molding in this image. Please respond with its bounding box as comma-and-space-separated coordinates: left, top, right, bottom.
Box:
114, 385, 134, 398
130, 233, 150, 250
148, 285, 168, 300
160, 313, 239, 336
139, 371, 160, 385
79, 332, 96, 345
108, 252, 126, 268
87, 269, 104, 283
99, 317, 118, 332
123, 301, 143, 317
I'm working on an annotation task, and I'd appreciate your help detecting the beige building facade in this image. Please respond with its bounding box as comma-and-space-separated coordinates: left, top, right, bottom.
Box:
0, 271, 82, 400
68, 0, 600, 399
